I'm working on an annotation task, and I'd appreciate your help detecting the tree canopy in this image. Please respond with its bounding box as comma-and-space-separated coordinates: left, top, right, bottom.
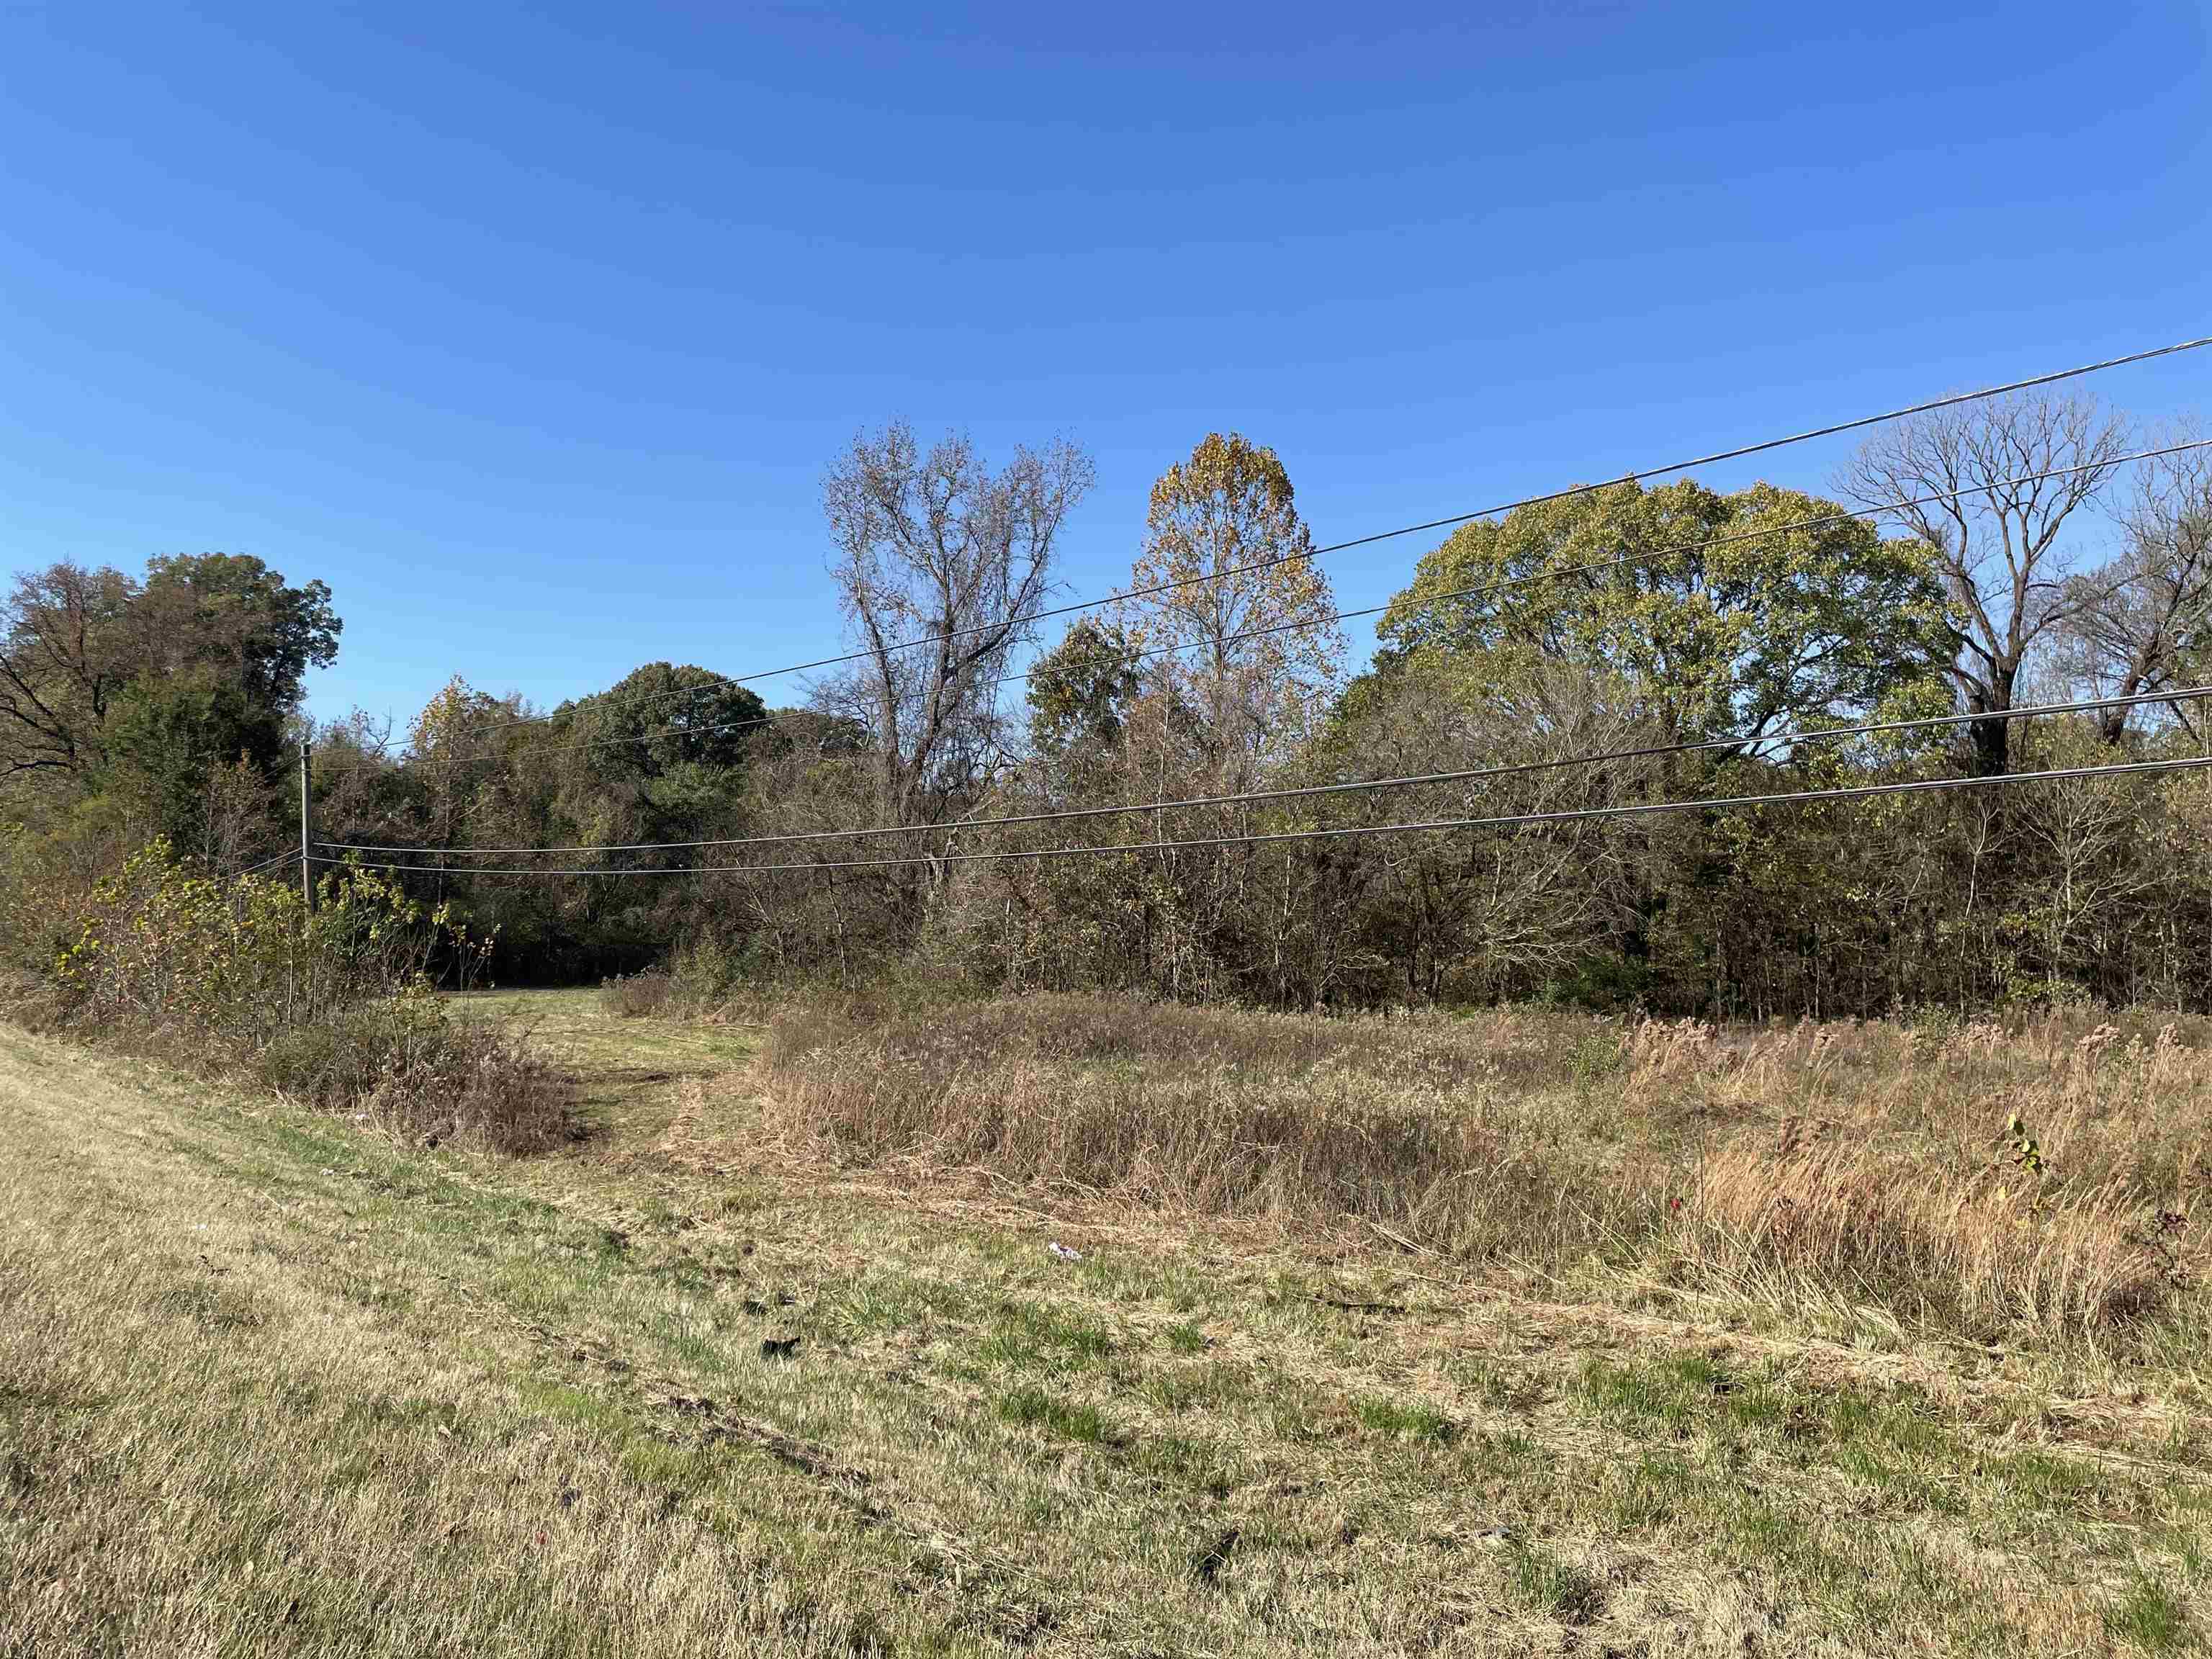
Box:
8, 411, 2208, 1015
1377, 479, 1954, 745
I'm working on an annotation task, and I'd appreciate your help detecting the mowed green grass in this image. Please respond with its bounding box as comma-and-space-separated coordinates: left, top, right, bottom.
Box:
3, 992, 2209, 1656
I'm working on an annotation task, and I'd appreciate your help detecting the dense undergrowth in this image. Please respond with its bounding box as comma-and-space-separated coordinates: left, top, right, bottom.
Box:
29, 839, 571, 1152
755, 990, 2210, 1350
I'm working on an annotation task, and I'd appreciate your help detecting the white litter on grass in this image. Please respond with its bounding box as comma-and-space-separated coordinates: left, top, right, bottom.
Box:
1047, 1241, 1084, 1264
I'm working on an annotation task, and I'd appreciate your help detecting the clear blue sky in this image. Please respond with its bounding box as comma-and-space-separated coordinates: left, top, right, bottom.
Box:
3, 2, 2206, 729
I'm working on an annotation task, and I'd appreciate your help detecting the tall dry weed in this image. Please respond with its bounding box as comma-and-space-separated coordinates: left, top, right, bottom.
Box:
758, 995, 1640, 1255
1674, 1139, 2170, 1339
757, 992, 2212, 1346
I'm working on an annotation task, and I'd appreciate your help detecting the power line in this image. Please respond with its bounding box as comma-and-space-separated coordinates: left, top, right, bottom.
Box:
228, 848, 301, 878
405, 704, 783, 768
310, 752, 2212, 878
433, 335, 2212, 746
1102, 439, 2212, 673
397, 437, 2212, 773
326, 683, 2212, 858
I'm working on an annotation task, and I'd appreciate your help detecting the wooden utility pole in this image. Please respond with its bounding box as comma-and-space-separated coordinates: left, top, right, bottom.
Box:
299, 739, 315, 912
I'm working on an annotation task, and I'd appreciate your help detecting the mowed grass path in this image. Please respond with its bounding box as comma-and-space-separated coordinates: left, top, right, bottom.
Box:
3, 992, 2209, 1656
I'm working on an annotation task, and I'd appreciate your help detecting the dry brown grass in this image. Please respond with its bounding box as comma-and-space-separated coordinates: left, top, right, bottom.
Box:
756, 994, 2212, 1348
257, 1004, 578, 1154
10, 992, 2212, 1658
1676, 1143, 2170, 1339
757, 994, 1652, 1264
599, 968, 675, 1020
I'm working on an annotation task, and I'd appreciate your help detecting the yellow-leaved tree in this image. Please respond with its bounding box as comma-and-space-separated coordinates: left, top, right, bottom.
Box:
1110, 432, 1346, 783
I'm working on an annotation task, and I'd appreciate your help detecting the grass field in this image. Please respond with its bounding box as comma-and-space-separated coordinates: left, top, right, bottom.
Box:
5, 989, 2212, 1655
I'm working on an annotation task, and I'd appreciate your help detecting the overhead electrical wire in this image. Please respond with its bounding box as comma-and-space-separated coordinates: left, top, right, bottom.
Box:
228, 848, 302, 878
427, 335, 2212, 747
1100, 438, 2212, 673
396, 437, 2212, 773
322, 684, 2212, 860
311, 752, 2212, 879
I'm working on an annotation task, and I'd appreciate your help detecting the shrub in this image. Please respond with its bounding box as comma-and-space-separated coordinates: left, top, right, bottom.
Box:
600, 968, 673, 1020
55, 841, 469, 1040
52, 840, 570, 1153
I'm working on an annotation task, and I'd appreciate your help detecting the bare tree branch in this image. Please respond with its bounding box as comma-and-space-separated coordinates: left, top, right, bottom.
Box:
1842, 391, 2131, 771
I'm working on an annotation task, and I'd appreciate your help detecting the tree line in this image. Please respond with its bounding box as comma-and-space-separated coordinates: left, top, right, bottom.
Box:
6, 391, 2210, 1015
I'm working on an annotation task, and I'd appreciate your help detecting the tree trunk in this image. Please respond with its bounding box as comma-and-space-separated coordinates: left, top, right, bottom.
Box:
1969, 714, 2010, 777
1967, 665, 2018, 776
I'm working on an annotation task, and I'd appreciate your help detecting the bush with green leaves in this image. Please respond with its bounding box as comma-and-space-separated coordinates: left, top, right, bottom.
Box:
53, 840, 567, 1152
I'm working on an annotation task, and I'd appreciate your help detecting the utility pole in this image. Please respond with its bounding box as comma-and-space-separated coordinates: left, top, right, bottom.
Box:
299, 739, 315, 912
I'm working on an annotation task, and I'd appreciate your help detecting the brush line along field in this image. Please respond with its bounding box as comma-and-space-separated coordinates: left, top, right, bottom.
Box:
4, 991, 2211, 1655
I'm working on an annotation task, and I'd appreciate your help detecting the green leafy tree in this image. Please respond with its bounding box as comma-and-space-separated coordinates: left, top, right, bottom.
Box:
1026, 619, 1143, 769
1377, 479, 1954, 745
102, 674, 270, 850
555, 662, 768, 780
546, 664, 768, 969
0, 562, 137, 779
133, 554, 340, 745
0, 552, 338, 853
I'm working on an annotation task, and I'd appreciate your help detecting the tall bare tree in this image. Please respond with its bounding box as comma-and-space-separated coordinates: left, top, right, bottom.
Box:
0, 562, 135, 778
2059, 434, 2212, 742
1843, 392, 2131, 773
820, 424, 1094, 825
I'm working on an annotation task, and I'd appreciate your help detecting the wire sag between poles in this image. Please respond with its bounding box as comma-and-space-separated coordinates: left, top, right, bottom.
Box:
429, 335, 2212, 747
313, 752, 2212, 879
